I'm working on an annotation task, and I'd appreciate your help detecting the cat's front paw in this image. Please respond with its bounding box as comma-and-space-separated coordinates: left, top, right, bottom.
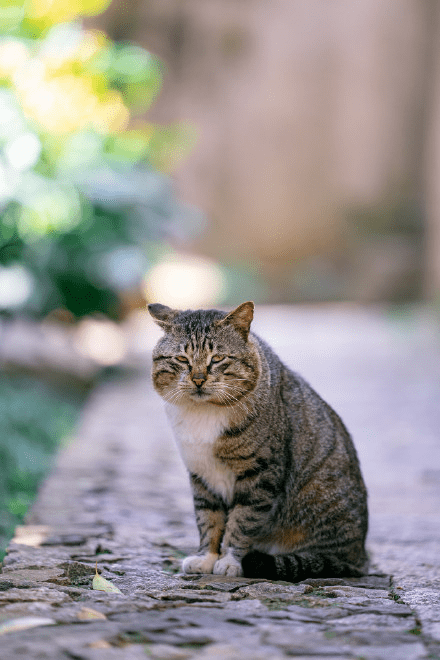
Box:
182, 552, 219, 574
213, 553, 243, 577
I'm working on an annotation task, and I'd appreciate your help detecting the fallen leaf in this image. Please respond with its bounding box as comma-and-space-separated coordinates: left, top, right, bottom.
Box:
77, 607, 107, 620
92, 561, 122, 594
0, 617, 55, 635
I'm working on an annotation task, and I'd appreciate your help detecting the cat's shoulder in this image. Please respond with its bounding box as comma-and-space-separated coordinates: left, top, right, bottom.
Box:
251, 331, 303, 386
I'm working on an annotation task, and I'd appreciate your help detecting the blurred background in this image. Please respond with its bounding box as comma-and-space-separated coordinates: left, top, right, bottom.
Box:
0, 0, 439, 556
89, 0, 440, 307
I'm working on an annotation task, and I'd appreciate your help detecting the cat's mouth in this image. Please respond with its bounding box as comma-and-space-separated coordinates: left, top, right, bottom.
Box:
191, 388, 211, 400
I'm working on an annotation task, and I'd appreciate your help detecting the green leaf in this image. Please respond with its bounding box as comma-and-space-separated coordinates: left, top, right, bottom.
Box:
92, 563, 122, 594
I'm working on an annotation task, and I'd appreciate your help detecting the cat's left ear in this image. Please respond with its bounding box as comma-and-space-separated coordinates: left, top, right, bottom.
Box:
220, 301, 254, 340
148, 303, 178, 330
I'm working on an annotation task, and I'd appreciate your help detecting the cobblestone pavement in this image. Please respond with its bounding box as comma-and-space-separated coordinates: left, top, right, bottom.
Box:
1, 306, 439, 659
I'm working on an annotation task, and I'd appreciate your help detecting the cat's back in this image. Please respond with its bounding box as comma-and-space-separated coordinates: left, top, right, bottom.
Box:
250, 330, 328, 425
252, 331, 366, 488
253, 330, 368, 551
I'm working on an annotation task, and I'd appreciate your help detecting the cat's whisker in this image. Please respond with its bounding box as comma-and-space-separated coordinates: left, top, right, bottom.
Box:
216, 392, 232, 407
220, 380, 248, 388
213, 387, 239, 408
215, 385, 249, 414
164, 386, 181, 399
218, 383, 249, 401
163, 387, 186, 405
223, 383, 243, 392
218, 388, 243, 402
220, 392, 247, 414
217, 389, 237, 405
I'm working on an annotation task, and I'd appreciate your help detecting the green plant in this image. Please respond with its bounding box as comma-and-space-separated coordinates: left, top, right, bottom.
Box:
0, 373, 82, 559
0, 0, 194, 319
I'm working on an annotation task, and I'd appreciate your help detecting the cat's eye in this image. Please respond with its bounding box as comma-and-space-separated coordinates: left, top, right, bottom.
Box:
176, 355, 189, 363
210, 355, 224, 364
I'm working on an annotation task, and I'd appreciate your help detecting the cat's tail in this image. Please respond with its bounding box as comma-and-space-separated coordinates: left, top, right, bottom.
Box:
241, 549, 368, 582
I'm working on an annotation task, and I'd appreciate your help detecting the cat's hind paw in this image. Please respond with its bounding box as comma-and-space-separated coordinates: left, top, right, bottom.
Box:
182, 552, 218, 574
213, 553, 243, 577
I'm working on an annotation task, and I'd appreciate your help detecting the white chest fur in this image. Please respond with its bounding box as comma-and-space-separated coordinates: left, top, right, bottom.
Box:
166, 403, 236, 504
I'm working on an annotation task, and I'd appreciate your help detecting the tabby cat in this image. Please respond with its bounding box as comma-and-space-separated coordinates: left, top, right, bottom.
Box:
148, 301, 368, 581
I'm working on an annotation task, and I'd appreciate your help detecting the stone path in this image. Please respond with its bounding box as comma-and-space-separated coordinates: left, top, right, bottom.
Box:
1, 305, 439, 659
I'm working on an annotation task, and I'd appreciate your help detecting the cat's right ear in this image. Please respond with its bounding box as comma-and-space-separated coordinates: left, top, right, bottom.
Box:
219, 301, 254, 340
148, 303, 178, 330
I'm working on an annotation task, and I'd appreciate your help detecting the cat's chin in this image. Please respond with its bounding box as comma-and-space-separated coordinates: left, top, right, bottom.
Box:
190, 390, 212, 401
186, 391, 231, 408
182, 390, 219, 406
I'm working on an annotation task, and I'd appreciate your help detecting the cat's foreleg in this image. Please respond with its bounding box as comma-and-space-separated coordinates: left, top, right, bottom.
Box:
182, 474, 226, 574
213, 501, 271, 577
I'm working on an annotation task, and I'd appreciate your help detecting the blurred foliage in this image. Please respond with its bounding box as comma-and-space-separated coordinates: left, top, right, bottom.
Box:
0, 372, 81, 559
0, 0, 198, 558
0, 0, 195, 319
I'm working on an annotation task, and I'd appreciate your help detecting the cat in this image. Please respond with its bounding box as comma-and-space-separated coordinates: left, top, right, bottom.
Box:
148, 301, 368, 581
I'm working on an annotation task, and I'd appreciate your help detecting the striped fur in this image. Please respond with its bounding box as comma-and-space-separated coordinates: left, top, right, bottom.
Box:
148, 302, 368, 581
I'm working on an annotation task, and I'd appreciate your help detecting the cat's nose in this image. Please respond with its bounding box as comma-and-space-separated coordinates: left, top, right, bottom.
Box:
192, 373, 206, 387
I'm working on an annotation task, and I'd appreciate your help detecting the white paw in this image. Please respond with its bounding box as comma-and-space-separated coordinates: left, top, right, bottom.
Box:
213, 554, 243, 577
182, 552, 218, 574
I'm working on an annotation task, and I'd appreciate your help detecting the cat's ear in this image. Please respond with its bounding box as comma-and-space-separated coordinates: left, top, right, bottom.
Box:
148, 303, 178, 330
220, 301, 254, 340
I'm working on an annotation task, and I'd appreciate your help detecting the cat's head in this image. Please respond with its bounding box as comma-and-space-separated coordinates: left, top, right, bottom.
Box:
148, 301, 260, 407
